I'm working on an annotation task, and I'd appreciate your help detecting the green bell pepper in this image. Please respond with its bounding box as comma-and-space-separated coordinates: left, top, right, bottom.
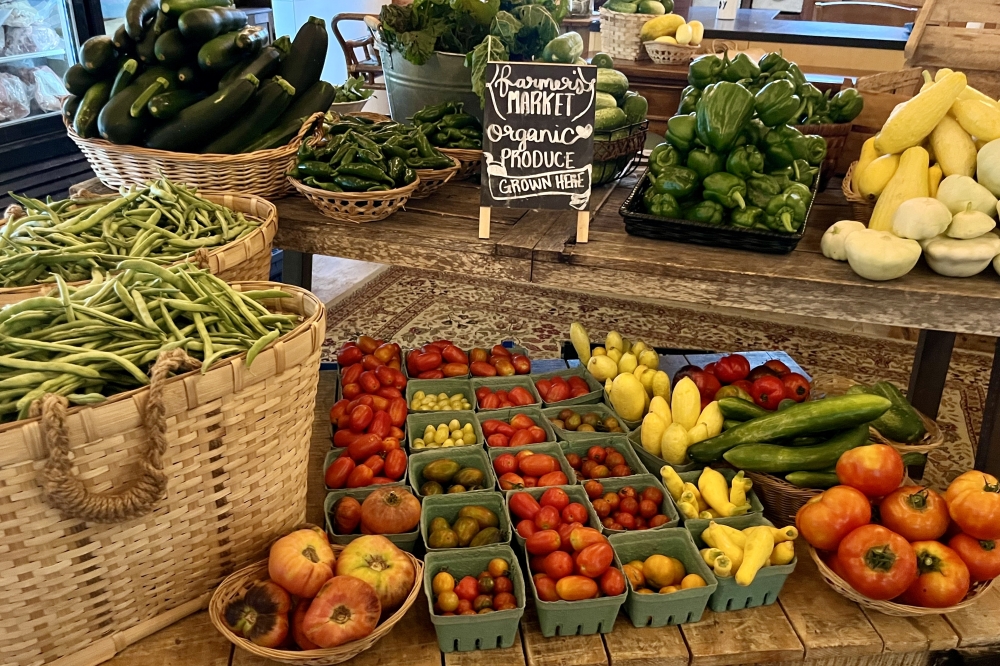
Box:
786, 63, 807, 88
651, 166, 700, 199
759, 52, 790, 75
793, 134, 827, 166
648, 142, 683, 178
754, 80, 802, 127
683, 200, 725, 225
742, 118, 769, 148
721, 52, 761, 83
686, 146, 724, 180
746, 173, 783, 208
764, 190, 807, 233
703, 172, 747, 209
731, 205, 764, 228
784, 182, 812, 201
643, 187, 681, 218
725, 145, 764, 179
763, 124, 807, 169
829, 88, 864, 123
769, 159, 818, 190
695, 82, 755, 153
666, 113, 697, 152
677, 86, 702, 115
688, 55, 725, 89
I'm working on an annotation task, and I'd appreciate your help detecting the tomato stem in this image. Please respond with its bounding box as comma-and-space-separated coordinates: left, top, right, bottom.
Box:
981, 540, 996, 551
864, 545, 898, 572
916, 550, 944, 575
906, 488, 929, 510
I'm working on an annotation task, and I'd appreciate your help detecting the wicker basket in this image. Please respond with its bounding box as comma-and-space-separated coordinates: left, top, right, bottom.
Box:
599, 7, 650, 61
209, 553, 424, 665
810, 546, 995, 616
411, 155, 461, 199
289, 176, 420, 223
746, 471, 821, 527
67, 113, 323, 198
643, 40, 698, 65
439, 147, 482, 180
0, 190, 278, 308
0, 282, 325, 666
793, 122, 852, 191
842, 161, 876, 223
855, 67, 924, 96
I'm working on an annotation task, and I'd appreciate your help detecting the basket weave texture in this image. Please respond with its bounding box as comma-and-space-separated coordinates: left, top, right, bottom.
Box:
440, 147, 482, 180
289, 176, 420, 223
210, 554, 424, 665
841, 161, 876, 223
600, 8, 651, 61
643, 40, 698, 65
745, 471, 820, 527
0, 191, 278, 308
411, 156, 461, 199
0, 283, 326, 666
792, 122, 852, 190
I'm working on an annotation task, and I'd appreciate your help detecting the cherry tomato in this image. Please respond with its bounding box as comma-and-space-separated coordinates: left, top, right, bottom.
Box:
796, 485, 872, 551
454, 576, 480, 602
838, 524, 917, 600
493, 453, 518, 476
586, 446, 606, 464
562, 503, 589, 524
542, 551, 574, 580
898, 541, 970, 608
879, 486, 949, 541
592, 498, 611, 518
946, 471, 1000, 540
534, 505, 561, 531
836, 444, 905, 498
599, 567, 626, 596
750, 375, 786, 410
584, 480, 604, 499
781, 373, 811, 402
566, 453, 582, 470
640, 486, 664, 505
949, 534, 1000, 583
714, 354, 751, 384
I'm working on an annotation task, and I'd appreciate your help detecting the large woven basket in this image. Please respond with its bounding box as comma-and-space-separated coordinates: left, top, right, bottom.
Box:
643, 40, 698, 65
411, 155, 461, 199
841, 161, 876, 223
0, 190, 278, 308
209, 553, 424, 665
599, 7, 650, 61
66, 113, 323, 198
289, 176, 419, 223
792, 122, 852, 192
810, 546, 995, 616
0, 282, 326, 666
439, 147, 482, 180
746, 471, 820, 527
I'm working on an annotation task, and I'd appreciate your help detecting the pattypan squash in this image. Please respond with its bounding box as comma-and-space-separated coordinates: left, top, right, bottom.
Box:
947, 203, 996, 239
977, 139, 1000, 197
936, 175, 998, 217
821, 220, 866, 261
891, 197, 952, 240
845, 228, 922, 281
923, 234, 1000, 277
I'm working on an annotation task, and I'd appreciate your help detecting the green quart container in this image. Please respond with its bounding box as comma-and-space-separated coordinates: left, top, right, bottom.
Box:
409, 446, 496, 498
488, 441, 575, 491
627, 426, 698, 475
471, 376, 542, 409
597, 474, 680, 533
323, 486, 421, 551
323, 447, 408, 492
524, 547, 626, 637
504, 484, 602, 549
562, 435, 646, 480
478, 405, 558, 445
406, 378, 475, 412
684, 513, 797, 612
420, 491, 512, 551
542, 403, 630, 443
528, 365, 603, 408
678, 467, 765, 520
424, 545, 526, 651
609, 528, 717, 627
407, 409, 484, 453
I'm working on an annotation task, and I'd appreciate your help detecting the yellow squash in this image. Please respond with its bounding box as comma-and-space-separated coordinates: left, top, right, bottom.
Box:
770, 541, 796, 566
709, 522, 744, 569
857, 153, 899, 199
875, 70, 967, 155
952, 99, 1000, 142
852, 137, 880, 195
928, 163, 943, 198
868, 146, 930, 231
713, 555, 733, 578
640, 14, 686, 42
671, 377, 700, 429
698, 467, 749, 517
660, 464, 684, 501
660, 422, 692, 465
930, 114, 977, 177
735, 526, 775, 586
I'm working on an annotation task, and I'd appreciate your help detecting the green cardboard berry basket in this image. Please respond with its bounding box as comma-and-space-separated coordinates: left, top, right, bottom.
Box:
595, 474, 680, 533
541, 403, 630, 443
409, 445, 497, 498
323, 447, 408, 492
504, 483, 602, 549
471, 376, 542, 409
677, 467, 765, 520
627, 426, 698, 475
424, 545, 527, 652
529, 365, 603, 408
407, 409, 484, 453
323, 486, 421, 551
421, 491, 511, 551
406, 378, 475, 412
684, 513, 797, 612
609, 528, 717, 627
478, 405, 558, 447
561, 435, 646, 483
524, 546, 627, 637
487, 441, 575, 491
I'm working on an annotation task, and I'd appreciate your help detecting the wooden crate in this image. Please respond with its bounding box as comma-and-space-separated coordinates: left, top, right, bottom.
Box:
905, 0, 1000, 97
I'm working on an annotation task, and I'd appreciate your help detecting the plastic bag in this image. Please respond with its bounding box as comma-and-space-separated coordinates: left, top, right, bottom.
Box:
5, 23, 60, 54
16, 64, 65, 110
0, 72, 31, 121
0, 1, 39, 27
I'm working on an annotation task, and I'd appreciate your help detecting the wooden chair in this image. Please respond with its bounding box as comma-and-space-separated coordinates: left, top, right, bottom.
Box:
813, 1, 918, 26
332, 13, 384, 89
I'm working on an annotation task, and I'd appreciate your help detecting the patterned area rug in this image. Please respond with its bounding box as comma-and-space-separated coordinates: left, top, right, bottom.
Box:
321, 266, 994, 490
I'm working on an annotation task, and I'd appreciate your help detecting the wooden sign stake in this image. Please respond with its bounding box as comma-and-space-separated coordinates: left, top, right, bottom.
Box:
576, 210, 589, 243
479, 207, 491, 239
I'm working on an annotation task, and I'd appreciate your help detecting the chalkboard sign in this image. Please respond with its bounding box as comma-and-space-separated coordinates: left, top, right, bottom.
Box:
479, 61, 597, 241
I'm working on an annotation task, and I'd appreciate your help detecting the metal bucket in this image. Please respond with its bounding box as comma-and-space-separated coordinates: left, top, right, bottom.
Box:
379, 43, 483, 122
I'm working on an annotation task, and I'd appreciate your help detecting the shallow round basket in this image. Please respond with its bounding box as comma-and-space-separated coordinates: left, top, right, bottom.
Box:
810, 546, 994, 616
66, 113, 323, 198
746, 471, 820, 527
643, 40, 699, 66
439, 147, 482, 180
411, 155, 461, 199
328, 99, 370, 115
288, 176, 420, 223
210, 552, 424, 665
842, 161, 876, 223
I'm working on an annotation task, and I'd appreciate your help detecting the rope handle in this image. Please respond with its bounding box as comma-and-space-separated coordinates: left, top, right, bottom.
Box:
38, 348, 201, 524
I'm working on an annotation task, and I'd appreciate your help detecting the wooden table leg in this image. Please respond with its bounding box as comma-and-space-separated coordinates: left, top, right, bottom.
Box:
907, 330, 956, 480
975, 337, 1000, 477
281, 250, 313, 291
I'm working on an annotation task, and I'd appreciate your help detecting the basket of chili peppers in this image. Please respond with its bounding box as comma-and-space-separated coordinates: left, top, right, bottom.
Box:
410, 102, 484, 181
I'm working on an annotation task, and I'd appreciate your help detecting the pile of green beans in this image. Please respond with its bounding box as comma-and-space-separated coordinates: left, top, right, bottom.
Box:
0, 260, 300, 423
1, 178, 260, 289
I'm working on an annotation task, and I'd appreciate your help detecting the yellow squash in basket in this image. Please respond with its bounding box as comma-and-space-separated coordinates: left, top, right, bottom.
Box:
875, 70, 967, 155
868, 146, 930, 231
640, 14, 686, 42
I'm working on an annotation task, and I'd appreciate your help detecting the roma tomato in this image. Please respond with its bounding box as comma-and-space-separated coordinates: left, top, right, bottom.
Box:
537, 471, 569, 486
556, 575, 598, 601
949, 534, 1000, 583
325, 456, 355, 489
898, 541, 971, 608
348, 433, 383, 463
838, 524, 917, 600
516, 519, 538, 539
542, 551, 574, 580
539, 487, 570, 511
714, 354, 750, 384
945, 471, 1000, 540
508, 492, 541, 520
879, 486, 949, 541
599, 567, 626, 596
384, 449, 407, 481
836, 444, 904, 498
534, 505, 561, 531
575, 543, 613, 578
346, 464, 374, 488
534, 575, 560, 602
498, 472, 525, 490
796, 485, 872, 551
526, 530, 561, 556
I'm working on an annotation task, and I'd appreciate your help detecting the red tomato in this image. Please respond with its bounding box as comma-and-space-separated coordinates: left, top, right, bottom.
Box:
599, 567, 626, 596
617, 513, 636, 530
493, 453, 518, 476
750, 375, 786, 410
602, 492, 620, 512
946, 471, 1000, 540
349, 404, 374, 433
509, 429, 535, 447
586, 446, 606, 464
879, 486, 949, 541
714, 354, 751, 384
508, 492, 540, 520
384, 449, 406, 480
584, 480, 604, 499
640, 486, 664, 505
508, 386, 536, 406
348, 433, 383, 463
441, 345, 469, 365
555, 576, 598, 601
520, 454, 559, 477
781, 373, 811, 402
566, 453, 582, 470
494, 576, 513, 595
764, 359, 791, 376
538, 471, 569, 486
542, 551, 574, 580
562, 503, 589, 524
362, 454, 384, 476
639, 499, 659, 519
649, 515, 669, 528
898, 541, 971, 608
510, 413, 536, 430
703, 362, 717, 377
556, 522, 577, 553
796, 485, 872, 551
337, 344, 363, 367
949, 534, 1000, 583
498, 472, 525, 490
523, 476, 538, 488
836, 445, 905, 498
689, 370, 723, 404
592, 498, 611, 518
479, 393, 501, 410
480, 419, 503, 436
539, 488, 570, 511
324, 456, 355, 489
619, 497, 639, 515
534, 575, 560, 602
838, 524, 917, 600
516, 519, 538, 539
488, 434, 510, 448
731, 379, 754, 394
575, 543, 613, 578
534, 506, 561, 531
535, 379, 552, 400
346, 464, 374, 488
527, 426, 548, 443
525, 530, 561, 556
454, 576, 480, 602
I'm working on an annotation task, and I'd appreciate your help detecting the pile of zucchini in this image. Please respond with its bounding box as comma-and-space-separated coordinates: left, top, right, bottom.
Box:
64, 0, 335, 154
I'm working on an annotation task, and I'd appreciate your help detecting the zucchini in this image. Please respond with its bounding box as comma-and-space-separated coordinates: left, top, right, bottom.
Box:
152, 9, 176, 36
784, 470, 840, 489
79, 36, 118, 74
130, 77, 172, 117
722, 424, 870, 473
177, 6, 246, 41
126, 0, 159, 38
154, 28, 190, 67
217, 36, 288, 89
110, 58, 139, 97
177, 66, 199, 86
113, 24, 136, 56
239, 114, 307, 153
136, 22, 159, 63
148, 89, 206, 119
98, 80, 150, 144
62, 94, 80, 125
868, 381, 927, 443
204, 76, 295, 153
688, 394, 892, 464
63, 64, 98, 97
160, 0, 231, 17
73, 80, 113, 138
274, 80, 334, 126
279, 16, 327, 95
235, 25, 266, 54
145, 73, 258, 151
718, 397, 768, 422
197, 30, 245, 71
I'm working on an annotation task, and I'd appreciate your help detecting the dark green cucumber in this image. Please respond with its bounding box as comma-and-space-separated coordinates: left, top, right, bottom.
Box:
62, 95, 80, 125
279, 16, 327, 95
239, 114, 307, 152
722, 419, 742, 431
130, 77, 172, 117
718, 397, 769, 422
176, 66, 199, 86
148, 89, 205, 119
177, 6, 246, 41
783, 435, 826, 447
154, 29, 190, 67
868, 381, 927, 444
113, 24, 136, 56
145, 73, 258, 151
63, 64, 98, 96
204, 76, 295, 153
901, 452, 926, 467
73, 80, 113, 138
218, 36, 289, 90
79, 36, 118, 74
689, 394, 892, 464
110, 58, 139, 97
126, 0, 159, 38
784, 470, 840, 489
197, 30, 244, 71
160, 0, 231, 17
274, 80, 334, 126
723, 424, 870, 473
136, 22, 159, 63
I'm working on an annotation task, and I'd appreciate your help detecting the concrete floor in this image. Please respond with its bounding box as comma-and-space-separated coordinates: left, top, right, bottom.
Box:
311, 255, 385, 305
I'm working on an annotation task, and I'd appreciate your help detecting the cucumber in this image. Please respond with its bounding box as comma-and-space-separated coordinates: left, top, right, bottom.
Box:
203, 76, 295, 153
160, 0, 231, 17
154, 29, 190, 67
217, 36, 288, 89
148, 89, 205, 119
113, 24, 136, 56
62, 94, 80, 125
723, 424, 870, 473
152, 9, 176, 36
197, 30, 245, 71
279, 16, 327, 95
73, 80, 113, 138
63, 64, 98, 96
79, 36, 118, 74
177, 6, 246, 41
722, 419, 742, 431
688, 394, 892, 464
784, 435, 826, 447
110, 58, 139, 97
98, 79, 153, 144
145, 73, 258, 151
274, 80, 334, 125
126, 0, 159, 38
718, 397, 768, 421
868, 381, 927, 443
239, 114, 307, 153
901, 452, 926, 467
136, 22, 159, 63
784, 470, 839, 489
130, 77, 172, 117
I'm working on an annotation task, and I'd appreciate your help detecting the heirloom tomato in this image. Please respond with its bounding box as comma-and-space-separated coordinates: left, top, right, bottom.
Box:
837, 524, 917, 600
945, 471, 1000, 540
879, 486, 949, 541
948, 534, 1000, 583
303, 576, 381, 648
898, 541, 970, 608
796, 485, 871, 551
268, 529, 336, 598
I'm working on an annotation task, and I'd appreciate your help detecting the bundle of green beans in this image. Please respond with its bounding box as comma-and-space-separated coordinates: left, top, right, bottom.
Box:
0, 260, 300, 423
1, 178, 260, 289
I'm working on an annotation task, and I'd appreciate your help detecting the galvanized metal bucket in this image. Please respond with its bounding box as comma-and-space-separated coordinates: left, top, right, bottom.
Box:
379, 42, 483, 122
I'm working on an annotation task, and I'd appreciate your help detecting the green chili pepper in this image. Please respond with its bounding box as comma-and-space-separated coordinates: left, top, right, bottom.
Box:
666, 113, 697, 152
382, 143, 416, 160
703, 172, 747, 209
402, 166, 417, 185
339, 146, 357, 166
304, 176, 343, 192
355, 147, 385, 167
731, 205, 764, 228
686, 146, 724, 181
332, 175, 382, 191
411, 129, 438, 158
754, 80, 802, 127
455, 139, 480, 149
337, 163, 394, 185
649, 142, 683, 178
294, 161, 335, 179
688, 54, 725, 89
411, 101, 458, 124
764, 190, 807, 233
829, 88, 864, 123
725, 145, 764, 179
643, 187, 681, 218
746, 173, 783, 208
387, 156, 406, 185
683, 200, 725, 225
651, 166, 700, 199
695, 82, 756, 153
